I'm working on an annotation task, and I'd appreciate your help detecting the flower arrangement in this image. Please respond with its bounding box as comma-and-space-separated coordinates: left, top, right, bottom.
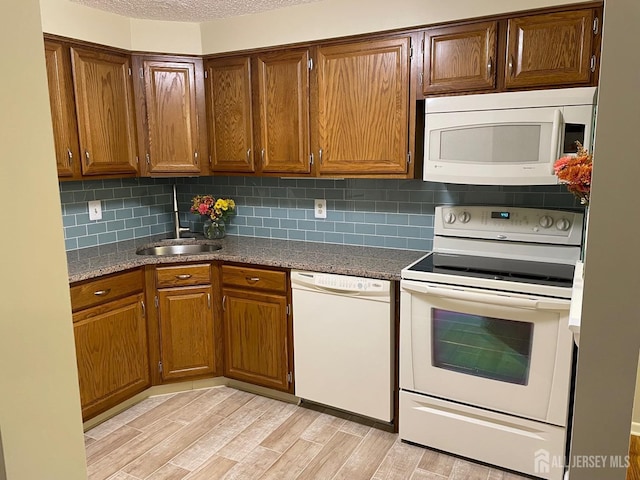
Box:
554, 141, 592, 206
190, 195, 236, 222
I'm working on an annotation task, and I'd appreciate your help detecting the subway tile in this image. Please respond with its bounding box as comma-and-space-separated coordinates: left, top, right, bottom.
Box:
116, 209, 134, 220
117, 230, 134, 241
335, 222, 355, 233
254, 227, 271, 238
98, 232, 117, 245
104, 199, 124, 210
87, 223, 107, 235
264, 218, 280, 228
77, 235, 98, 248
62, 215, 76, 227
65, 225, 87, 238
271, 229, 288, 239
345, 212, 365, 223
397, 226, 423, 238
362, 235, 385, 247
386, 213, 409, 225
376, 225, 398, 236
306, 231, 324, 242
75, 213, 91, 225
343, 234, 364, 246
316, 221, 335, 232
74, 190, 95, 202
107, 220, 126, 232
247, 217, 263, 227
59, 191, 75, 203
113, 187, 132, 198
288, 229, 305, 240
64, 238, 78, 250
287, 209, 307, 220
326, 210, 344, 222
354, 223, 376, 234
280, 219, 298, 229
125, 218, 142, 229
409, 215, 433, 227
297, 220, 316, 230
59, 181, 83, 192
101, 179, 122, 188
384, 236, 407, 249
254, 207, 271, 217
238, 226, 255, 236
408, 238, 431, 251
364, 212, 386, 224
324, 232, 344, 244
135, 226, 151, 238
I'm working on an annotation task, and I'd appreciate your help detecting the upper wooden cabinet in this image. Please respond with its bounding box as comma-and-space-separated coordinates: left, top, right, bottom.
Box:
255, 49, 311, 175
422, 21, 497, 95
315, 37, 411, 176
205, 56, 255, 173
71, 46, 139, 176
134, 56, 207, 176
420, 7, 599, 97
505, 9, 595, 89
44, 40, 81, 179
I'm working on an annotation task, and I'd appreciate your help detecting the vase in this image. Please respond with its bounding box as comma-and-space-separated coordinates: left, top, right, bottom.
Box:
203, 218, 225, 239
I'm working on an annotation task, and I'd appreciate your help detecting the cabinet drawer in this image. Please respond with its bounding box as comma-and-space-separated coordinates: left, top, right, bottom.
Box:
70, 269, 143, 312
222, 265, 287, 292
156, 264, 211, 287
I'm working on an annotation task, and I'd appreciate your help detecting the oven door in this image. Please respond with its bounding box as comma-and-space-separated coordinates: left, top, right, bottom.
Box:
400, 279, 573, 426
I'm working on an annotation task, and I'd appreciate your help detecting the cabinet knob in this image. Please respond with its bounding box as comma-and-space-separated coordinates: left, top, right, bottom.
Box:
487, 57, 493, 78
508, 55, 514, 76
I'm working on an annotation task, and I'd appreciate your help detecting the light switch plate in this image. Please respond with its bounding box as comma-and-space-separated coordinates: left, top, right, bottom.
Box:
88, 200, 102, 221
314, 199, 327, 219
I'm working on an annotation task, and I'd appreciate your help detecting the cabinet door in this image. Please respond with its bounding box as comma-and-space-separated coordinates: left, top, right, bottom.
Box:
158, 286, 215, 380
142, 59, 202, 175
505, 9, 594, 89
223, 288, 290, 391
315, 37, 410, 175
44, 40, 81, 179
73, 293, 150, 420
205, 56, 255, 173
255, 49, 311, 175
71, 47, 138, 176
423, 21, 497, 95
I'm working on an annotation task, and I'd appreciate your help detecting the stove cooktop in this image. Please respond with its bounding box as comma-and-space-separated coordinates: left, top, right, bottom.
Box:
405, 252, 575, 289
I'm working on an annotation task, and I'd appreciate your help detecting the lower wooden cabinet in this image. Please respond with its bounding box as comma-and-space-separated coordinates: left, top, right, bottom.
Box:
221, 265, 293, 392
70, 270, 150, 420
148, 263, 219, 382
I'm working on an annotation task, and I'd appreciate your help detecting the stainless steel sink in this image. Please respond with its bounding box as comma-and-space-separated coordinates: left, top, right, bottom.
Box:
136, 244, 222, 256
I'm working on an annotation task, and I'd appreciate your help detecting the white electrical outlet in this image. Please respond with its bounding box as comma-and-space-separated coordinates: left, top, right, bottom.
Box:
314, 199, 327, 219
88, 200, 102, 221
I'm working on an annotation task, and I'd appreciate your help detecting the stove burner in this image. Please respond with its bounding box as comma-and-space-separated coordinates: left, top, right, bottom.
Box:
407, 252, 574, 288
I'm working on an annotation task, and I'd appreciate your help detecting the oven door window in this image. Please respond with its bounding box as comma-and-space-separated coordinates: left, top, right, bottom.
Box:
432, 308, 533, 385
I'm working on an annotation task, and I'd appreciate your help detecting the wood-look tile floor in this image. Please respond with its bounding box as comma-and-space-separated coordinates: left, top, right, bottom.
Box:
84, 386, 530, 480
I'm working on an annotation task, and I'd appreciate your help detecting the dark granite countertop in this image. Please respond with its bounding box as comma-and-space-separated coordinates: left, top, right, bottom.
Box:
66, 235, 428, 284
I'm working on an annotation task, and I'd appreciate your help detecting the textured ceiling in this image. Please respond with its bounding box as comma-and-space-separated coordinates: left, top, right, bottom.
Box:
71, 0, 322, 22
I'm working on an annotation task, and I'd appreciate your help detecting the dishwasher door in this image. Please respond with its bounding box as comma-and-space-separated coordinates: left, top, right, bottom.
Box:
291, 270, 393, 422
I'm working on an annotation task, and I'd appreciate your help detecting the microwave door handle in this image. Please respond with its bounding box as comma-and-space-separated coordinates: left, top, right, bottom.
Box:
550, 109, 563, 164
402, 281, 566, 310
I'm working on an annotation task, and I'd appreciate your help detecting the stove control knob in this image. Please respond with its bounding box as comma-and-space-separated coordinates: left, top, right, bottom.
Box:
539, 215, 554, 228
444, 212, 456, 224
556, 218, 571, 231
458, 211, 471, 223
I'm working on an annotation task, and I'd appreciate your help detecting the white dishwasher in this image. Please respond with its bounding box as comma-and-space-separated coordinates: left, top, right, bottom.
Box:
291, 270, 393, 422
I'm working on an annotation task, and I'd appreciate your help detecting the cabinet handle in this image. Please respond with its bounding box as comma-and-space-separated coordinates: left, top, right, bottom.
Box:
67, 148, 73, 167
84, 150, 90, 166
487, 57, 493, 78
246, 276, 260, 283
207, 293, 211, 309
141, 300, 146, 317
93, 289, 111, 296
194, 151, 199, 165
419, 72, 423, 86
246, 148, 251, 161
319, 148, 323, 164
222, 295, 226, 311
261, 148, 265, 164
508, 55, 514, 76
176, 274, 192, 280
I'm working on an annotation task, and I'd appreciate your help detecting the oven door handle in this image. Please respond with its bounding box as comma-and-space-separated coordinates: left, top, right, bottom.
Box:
402, 282, 569, 311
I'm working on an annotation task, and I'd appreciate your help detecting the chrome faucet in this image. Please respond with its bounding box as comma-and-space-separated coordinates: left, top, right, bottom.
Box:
172, 183, 190, 239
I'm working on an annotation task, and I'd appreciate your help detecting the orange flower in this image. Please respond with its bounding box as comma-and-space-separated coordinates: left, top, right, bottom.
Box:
554, 142, 592, 206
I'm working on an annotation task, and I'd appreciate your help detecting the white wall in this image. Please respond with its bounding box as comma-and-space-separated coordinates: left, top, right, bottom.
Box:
568, 0, 640, 478
0, 0, 87, 478
199, 0, 580, 53
39, 0, 202, 53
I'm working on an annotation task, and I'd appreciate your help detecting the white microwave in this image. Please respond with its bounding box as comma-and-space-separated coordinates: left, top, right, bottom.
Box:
423, 87, 597, 185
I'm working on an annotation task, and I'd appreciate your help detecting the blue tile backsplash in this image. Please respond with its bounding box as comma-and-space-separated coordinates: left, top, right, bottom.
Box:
59, 178, 175, 251
59, 176, 582, 252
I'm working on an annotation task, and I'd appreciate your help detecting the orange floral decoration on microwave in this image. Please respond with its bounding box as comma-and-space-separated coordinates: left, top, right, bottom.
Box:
553, 141, 592, 206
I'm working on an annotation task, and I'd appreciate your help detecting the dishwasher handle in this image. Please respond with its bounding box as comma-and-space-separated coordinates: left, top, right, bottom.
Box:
291, 270, 391, 300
